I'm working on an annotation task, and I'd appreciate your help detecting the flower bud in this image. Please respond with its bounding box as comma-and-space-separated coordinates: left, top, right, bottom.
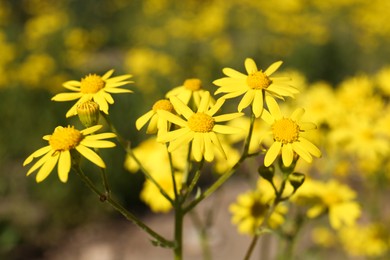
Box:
258, 164, 275, 183
77, 101, 100, 127
289, 172, 305, 191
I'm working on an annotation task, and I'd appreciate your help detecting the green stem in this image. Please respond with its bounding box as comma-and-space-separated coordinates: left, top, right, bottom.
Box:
99, 167, 111, 199
183, 159, 204, 202
102, 113, 174, 204
174, 202, 184, 260
244, 236, 259, 260
167, 147, 179, 199
184, 112, 256, 214
74, 165, 174, 248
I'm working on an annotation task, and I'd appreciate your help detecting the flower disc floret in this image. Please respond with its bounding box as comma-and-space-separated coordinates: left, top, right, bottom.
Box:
80, 74, 106, 94
184, 78, 202, 91
49, 126, 83, 151
247, 71, 272, 90
272, 118, 300, 144
152, 99, 174, 112
187, 112, 215, 132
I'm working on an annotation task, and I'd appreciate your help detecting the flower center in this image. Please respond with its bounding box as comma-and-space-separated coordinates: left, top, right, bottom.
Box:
187, 112, 215, 132
80, 74, 105, 94
183, 78, 202, 91
251, 200, 269, 218
247, 71, 272, 89
272, 118, 300, 144
49, 126, 83, 151
152, 99, 174, 112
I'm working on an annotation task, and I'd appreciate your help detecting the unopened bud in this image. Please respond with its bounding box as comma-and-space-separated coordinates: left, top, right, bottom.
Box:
258, 164, 275, 183
289, 172, 305, 191
77, 101, 100, 127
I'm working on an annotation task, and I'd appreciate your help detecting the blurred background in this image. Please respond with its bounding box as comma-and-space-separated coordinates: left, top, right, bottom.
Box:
1, 0, 390, 259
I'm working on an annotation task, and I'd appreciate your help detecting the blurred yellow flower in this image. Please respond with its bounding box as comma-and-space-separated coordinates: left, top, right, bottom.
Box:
165, 78, 208, 108
213, 58, 298, 117
158, 91, 243, 162
52, 70, 133, 117
261, 96, 321, 167
23, 125, 116, 183
339, 223, 389, 257
140, 171, 183, 213
229, 181, 287, 235
292, 179, 361, 230
136, 99, 175, 134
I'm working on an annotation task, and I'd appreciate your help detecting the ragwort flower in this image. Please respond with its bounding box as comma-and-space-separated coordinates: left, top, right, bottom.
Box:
229, 181, 287, 235
157, 91, 243, 162
261, 96, 321, 167
23, 125, 116, 183
165, 78, 208, 107
213, 58, 298, 117
135, 99, 175, 134
52, 70, 133, 117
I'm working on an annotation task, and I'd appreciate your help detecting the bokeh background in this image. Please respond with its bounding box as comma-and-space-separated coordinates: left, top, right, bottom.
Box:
2, 0, 390, 259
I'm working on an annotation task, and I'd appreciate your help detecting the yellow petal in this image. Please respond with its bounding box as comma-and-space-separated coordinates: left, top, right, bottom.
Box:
244, 58, 258, 74
265, 96, 282, 120
81, 125, 102, 135
58, 150, 71, 183
26, 151, 52, 175
52, 92, 83, 101
252, 90, 264, 118
136, 110, 155, 130
264, 61, 283, 76
222, 68, 247, 79
76, 145, 106, 168
81, 139, 116, 148
192, 133, 204, 162
36, 153, 59, 182
23, 145, 52, 166
264, 142, 282, 167
281, 143, 293, 166
237, 90, 255, 112
169, 96, 194, 120
102, 69, 114, 80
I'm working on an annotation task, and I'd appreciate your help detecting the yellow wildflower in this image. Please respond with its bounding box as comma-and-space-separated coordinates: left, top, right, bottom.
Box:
261, 96, 321, 167
23, 125, 116, 183
213, 58, 298, 117
52, 70, 133, 117
157, 91, 243, 162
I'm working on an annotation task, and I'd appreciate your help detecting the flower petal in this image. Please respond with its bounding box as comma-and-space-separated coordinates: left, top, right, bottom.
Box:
136, 110, 155, 130
168, 131, 194, 152
81, 139, 116, 148
245, 58, 258, 74
169, 96, 194, 119
238, 90, 255, 112
265, 96, 282, 120
192, 133, 204, 161
213, 124, 243, 134
264, 142, 282, 167
281, 143, 293, 167
93, 93, 109, 114
264, 61, 283, 76
252, 90, 264, 118
26, 150, 53, 175
81, 125, 102, 135
157, 110, 187, 127
52, 92, 83, 101
213, 112, 243, 122
222, 68, 247, 79
197, 91, 211, 113
76, 145, 106, 168
23, 145, 52, 166
291, 108, 305, 121
102, 69, 114, 80
203, 133, 214, 162
58, 150, 71, 183
36, 153, 59, 182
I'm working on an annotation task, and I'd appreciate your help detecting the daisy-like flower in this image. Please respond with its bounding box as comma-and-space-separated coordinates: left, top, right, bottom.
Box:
157, 91, 243, 162
229, 182, 287, 235
52, 70, 133, 117
135, 99, 175, 134
165, 78, 208, 107
261, 96, 321, 167
213, 58, 298, 117
23, 125, 116, 183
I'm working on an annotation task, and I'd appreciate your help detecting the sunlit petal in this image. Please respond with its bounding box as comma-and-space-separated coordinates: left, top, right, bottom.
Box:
245, 58, 258, 74
264, 142, 282, 167
76, 145, 106, 168
58, 151, 71, 183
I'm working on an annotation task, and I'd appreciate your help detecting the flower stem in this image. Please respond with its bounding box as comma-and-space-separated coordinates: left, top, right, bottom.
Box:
74, 165, 174, 248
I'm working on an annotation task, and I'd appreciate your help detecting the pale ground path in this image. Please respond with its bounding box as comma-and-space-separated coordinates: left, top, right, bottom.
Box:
43, 178, 274, 260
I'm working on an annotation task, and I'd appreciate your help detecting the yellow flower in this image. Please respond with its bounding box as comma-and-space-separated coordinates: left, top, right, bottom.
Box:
23, 125, 116, 183
52, 69, 133, 117
261, 96, 321, 167
135, 99, 175, 134
229, 181, 287, 235
339, 223, 389, 257
140, 171, 183, 213
213, 58, 298, 117
157, 91, 243, 162
165, 78, 208, 107
292, 179, 361, 230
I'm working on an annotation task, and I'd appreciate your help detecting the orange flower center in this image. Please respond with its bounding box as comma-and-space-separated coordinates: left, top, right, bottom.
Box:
183, 78, 202, 91
272, 118, 300, 144
49, 126, 83, 151
188, 112, 215, 132
80, 74, 105, 94
247, 71, 272, 90
152, 99, 174, 112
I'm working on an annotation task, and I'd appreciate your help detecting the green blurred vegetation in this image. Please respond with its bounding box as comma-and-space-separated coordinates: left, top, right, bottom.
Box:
1, 0, 390, 258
